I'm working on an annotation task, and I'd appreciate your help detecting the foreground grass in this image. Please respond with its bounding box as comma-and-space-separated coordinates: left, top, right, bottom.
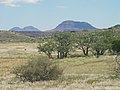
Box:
57, 56, 115, 75
0, 43, 119, 90
0, 74, 120, 90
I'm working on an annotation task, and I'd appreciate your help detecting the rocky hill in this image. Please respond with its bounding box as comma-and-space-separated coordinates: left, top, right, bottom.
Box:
51, 20, 96, 32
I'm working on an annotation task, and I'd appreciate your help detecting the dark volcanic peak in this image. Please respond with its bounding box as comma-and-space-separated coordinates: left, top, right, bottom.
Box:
53, 20, 96, 32
10, 26, 41, 32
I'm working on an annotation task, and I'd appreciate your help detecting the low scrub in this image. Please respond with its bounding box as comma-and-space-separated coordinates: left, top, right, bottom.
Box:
13, 56, 63, 82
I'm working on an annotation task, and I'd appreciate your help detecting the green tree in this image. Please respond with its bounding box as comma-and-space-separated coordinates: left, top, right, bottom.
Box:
92, 40, 110, 58
91, 31, 112, 58
76, 32, 95, 56
53, 32, 74, 59
38, 39, 55, 59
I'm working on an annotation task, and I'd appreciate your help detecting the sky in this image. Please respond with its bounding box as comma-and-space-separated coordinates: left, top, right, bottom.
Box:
0, 0, 120, 31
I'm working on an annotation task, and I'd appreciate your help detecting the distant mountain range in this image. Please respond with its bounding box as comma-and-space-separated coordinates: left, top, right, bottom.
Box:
9, 20, 97, 37
10, 26, 41, 32
10, 20, 97, 32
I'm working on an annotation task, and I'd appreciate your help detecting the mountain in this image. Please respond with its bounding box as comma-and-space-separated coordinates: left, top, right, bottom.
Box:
10, 26, 41, 32
51, 20, 96, 32
9, 26, 45, 37
9, 20, 97, 37
10, 27, 22, 31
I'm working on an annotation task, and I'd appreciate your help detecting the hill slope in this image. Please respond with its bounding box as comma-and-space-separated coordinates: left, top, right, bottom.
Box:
0, 31, 36, 42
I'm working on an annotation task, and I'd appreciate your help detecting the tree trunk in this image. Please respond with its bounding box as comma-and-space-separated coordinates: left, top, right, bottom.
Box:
64, 52, 68, 57
47, 52, 53, 59
96, 50, 100, 58
57, 51, 60, 59
82, 46, 89, 56
100, 49, 105, 55
60, 51, 64, 59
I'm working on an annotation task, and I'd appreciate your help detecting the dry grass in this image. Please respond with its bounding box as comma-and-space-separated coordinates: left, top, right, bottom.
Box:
55, 56, 115, 75
0, 43, 39, 77
0, 43, 119, 90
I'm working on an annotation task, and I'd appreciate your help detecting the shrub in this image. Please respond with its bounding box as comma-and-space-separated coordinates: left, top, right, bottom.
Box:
13, 56, 63, 82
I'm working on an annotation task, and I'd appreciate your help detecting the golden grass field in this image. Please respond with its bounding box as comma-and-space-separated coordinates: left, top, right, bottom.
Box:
0, 43, 120, 90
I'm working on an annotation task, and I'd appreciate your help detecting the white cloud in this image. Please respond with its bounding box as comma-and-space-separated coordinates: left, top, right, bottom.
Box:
0, 0, 41, 7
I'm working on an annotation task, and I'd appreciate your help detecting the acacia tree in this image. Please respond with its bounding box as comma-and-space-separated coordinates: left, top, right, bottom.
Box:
38, 39, 55, 59
91, 39, 110, 58
76, 32, 95, 56
91, 31, 112, 58
53, 32, 74, 59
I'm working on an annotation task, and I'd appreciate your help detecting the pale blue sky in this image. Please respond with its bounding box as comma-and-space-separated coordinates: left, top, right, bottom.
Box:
0, 0, 120, 31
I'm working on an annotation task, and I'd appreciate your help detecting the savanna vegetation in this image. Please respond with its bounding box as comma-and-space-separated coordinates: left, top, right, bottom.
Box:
0, 26, 120, 89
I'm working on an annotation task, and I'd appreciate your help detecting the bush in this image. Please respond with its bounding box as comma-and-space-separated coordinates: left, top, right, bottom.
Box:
13, 56, 63, 82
